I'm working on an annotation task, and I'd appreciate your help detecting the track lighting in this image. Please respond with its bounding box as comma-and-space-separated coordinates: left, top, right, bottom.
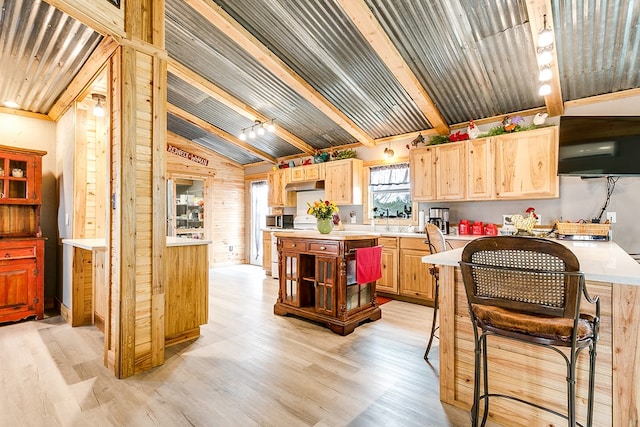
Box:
535, 14, 555, 97
238, 118, 276, 140
92, 93, 106, 117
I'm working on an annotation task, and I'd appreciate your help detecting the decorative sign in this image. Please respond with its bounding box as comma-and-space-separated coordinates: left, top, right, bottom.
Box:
167, 144, 209, 167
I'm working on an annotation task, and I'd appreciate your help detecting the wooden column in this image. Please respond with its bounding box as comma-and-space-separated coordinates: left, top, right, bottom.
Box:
106, 0, 167, 378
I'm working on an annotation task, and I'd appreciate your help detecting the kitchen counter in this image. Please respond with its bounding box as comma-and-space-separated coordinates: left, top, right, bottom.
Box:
422, 236, 640, 426
422, 237, 640, 285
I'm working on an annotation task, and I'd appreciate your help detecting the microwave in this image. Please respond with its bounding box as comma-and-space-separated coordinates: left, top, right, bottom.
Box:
266, 214, 294, 229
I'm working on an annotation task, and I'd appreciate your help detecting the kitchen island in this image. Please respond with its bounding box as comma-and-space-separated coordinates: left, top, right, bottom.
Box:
62, 237, 211, 346
273, 231, 381, 335
422, 238, 640, 427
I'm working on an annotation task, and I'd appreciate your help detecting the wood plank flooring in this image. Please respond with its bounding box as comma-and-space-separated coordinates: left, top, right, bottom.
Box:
0, 265, 491, 427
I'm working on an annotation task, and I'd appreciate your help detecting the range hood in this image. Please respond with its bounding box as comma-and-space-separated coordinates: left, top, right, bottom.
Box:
285, 180, 325, 192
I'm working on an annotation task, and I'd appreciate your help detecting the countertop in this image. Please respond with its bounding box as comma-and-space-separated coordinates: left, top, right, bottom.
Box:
273, 230, 379, 241
62, 237, 211, 249
422, 238, 640, 286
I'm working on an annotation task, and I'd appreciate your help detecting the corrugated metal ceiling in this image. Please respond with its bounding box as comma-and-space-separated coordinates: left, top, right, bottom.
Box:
2, 0, 640, 166
0, 0, 102, 113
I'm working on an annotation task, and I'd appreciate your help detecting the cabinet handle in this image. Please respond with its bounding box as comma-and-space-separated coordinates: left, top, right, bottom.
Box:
291, 243, 296, 247
320, 246, 326, 250
4, 253, 10, 258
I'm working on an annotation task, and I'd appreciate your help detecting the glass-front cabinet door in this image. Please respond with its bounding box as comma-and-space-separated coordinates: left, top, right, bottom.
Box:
0, 153, 39, 203
315, 257, 335, 315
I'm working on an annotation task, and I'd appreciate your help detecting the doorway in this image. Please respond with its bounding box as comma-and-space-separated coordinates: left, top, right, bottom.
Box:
250, 181, 268, 265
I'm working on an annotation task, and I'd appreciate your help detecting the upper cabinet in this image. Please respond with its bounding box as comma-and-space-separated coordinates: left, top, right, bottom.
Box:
325, 159, 363, 205
0, 146, 44, 205
410, 141, 466, 201
410, 127, 559, 202
267, 168, 295, 207
289, 163, 325, 182
494, 127, 559, 199
466, 138, 495, 200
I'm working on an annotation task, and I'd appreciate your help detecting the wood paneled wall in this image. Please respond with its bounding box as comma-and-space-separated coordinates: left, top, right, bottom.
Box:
166, 132, 246, 267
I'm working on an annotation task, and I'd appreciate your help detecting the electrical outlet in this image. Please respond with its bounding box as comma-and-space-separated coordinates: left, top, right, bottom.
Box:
606, 212, 616, 224
228, 245, 233, 252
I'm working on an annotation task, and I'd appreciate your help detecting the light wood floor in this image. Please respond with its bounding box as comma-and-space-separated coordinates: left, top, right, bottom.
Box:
0, 265, 484, 427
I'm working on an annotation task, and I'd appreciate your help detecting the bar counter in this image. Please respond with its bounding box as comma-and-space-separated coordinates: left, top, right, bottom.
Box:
422, 238, 640, 426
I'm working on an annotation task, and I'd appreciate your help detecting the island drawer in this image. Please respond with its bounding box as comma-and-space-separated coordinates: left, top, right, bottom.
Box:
308, 241, 339, 255
281, 240, 307, 251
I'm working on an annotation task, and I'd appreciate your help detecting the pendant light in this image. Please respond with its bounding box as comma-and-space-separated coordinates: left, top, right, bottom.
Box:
92, 94, 106, 117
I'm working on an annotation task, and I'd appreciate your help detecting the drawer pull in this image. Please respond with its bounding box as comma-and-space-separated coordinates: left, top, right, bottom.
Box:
4, 253, 11, 258
291, 243, 296, 247
320, 246, 326, 250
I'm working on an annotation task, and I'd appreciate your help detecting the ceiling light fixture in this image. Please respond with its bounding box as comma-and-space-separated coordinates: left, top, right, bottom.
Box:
538, 82, 552, 96
537, 15, 554, 49
538, 65, 552, 82
238, 118, 276, 140
92, 93, 106, 117
3, 101, 19, 109
384, 144, 394, 160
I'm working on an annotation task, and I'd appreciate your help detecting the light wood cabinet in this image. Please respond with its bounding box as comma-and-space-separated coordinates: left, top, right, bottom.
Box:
376, 237, 398, 294
324, 159, 363, 205
399, 237, 435, 302
399, 237, 435, 303
262, 230, 272, 274
267, 168, 295, 207
410, 141, 466, 201
409, 146, 436, 200
494, 126, 559, 199
466, 137, 495, 200
289, 163, 325, 182
0, 145, 46, 324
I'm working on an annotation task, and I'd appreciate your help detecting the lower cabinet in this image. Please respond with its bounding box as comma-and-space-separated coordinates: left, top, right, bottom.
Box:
262, 230, 272, 275
273, 235, 381, 335
378, 236, 469, 305
0, 239, 44, 323
376, 237, 398, 294
399, 237, 435, 302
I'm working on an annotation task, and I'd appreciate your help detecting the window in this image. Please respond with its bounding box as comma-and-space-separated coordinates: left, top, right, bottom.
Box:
369, 163, 412, 219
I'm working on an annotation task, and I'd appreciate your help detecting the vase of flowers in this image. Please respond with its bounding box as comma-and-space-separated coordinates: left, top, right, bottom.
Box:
307, 199, 339, 234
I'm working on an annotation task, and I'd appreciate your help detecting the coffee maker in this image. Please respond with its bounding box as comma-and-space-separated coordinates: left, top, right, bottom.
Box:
428, 207, 450, 235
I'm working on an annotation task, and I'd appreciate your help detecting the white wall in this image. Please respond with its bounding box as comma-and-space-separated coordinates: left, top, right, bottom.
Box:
0, 113, 58, 300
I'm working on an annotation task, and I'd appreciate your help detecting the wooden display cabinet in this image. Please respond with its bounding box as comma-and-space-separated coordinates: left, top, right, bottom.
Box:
0, 145, 46, 324
273, 233, 381, 335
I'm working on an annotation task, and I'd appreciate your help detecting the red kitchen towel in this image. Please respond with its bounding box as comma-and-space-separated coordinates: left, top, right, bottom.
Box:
356, 245, 383, 284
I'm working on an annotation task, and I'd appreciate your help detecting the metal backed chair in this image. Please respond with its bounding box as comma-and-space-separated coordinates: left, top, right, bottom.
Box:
459, 236, 600, 427
423, 223, 448, 361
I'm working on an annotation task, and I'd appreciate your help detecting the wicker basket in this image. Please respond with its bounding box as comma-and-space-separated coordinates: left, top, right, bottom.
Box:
556, 222, 610, 236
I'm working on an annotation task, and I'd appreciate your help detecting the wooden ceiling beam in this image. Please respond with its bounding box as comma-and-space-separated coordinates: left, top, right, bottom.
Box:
337, 0, 450, 136
167, 103, 277, 164
183, 0, 375, 147
525, 0, 563, 117
168, 59, 315, 155
47, 36, 119, 121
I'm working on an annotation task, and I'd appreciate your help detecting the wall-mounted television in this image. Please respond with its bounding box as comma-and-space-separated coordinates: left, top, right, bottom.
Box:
558, 116, 640, 176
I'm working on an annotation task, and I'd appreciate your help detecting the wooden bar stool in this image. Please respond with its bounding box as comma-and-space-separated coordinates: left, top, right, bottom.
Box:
459, 236, 600, 427
423, 223, 447, 361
